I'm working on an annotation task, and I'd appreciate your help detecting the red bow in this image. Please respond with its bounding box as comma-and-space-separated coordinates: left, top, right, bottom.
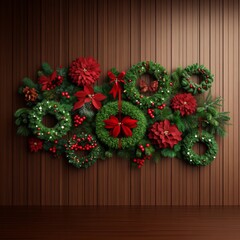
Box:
108, 71, 125, 99
139, 80, 159, 93
74, 85, 106, 111
104, 115, 138, 138
39, 71, 57, 90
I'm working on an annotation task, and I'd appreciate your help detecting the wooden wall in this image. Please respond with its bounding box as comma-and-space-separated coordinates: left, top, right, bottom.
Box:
0, 0, 239, 206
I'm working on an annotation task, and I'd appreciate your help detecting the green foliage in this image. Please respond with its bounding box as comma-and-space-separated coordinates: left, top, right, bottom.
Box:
22, 77, 38, 89
42, 62, 53, 75
171, 67, 183, 94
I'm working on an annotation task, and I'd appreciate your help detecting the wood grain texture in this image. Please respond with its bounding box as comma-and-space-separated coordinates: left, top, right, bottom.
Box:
0, 0, 239, 206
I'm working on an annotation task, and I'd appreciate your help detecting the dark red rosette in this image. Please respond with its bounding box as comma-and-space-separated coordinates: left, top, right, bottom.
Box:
104, 115, 138, 138
148, 119, 182, 148
38, 71, 63, 90
74, 85, 106, 111
28, 137, 43, 152
69, 57, 101, 86
171, 93, 197, 116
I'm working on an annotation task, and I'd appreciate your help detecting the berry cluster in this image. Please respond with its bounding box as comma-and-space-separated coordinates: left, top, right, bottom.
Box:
147, 109, 155, 118
48, 140, 59, 155
74, 115, 86, 127
157, 103, 166, 110
133, 155, 151, 168
68, 134, 97, 151
61, 91, 70, 98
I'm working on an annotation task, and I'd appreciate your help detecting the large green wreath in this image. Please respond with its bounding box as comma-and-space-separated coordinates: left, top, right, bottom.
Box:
181, 129, 218, 166
181, 64, 214, 95
65, 133, 101, 168
124, 61, 172, 109
96, 101, 147, 149
28, 100, 72, 141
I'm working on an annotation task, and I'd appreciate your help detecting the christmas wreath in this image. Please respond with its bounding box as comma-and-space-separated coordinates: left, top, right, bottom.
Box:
96, 101, 147, 149
14, 57, 230, 169
124, 61, 172, 109
65, 133, 102, 168
28, 100, 72, 141
180, 64, 214, 95
181, 130, 218, 166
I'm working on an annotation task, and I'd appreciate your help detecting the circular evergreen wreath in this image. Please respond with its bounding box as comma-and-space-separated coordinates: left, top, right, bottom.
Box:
96, 101, 147, 149
28, 100, 72, 141
181, 64, 214, 95
65, 133, 101, 168
124, 61, 172, 109
181, 129, 218, 166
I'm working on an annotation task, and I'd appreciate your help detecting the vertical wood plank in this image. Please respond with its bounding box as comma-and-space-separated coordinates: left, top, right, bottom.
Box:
0, 0, 13, 205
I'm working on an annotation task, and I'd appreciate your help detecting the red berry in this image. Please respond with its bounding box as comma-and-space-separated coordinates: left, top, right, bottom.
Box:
146, 144, 150, 147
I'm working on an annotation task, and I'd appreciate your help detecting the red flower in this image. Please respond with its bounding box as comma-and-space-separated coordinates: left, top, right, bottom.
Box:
38, 71, 63, 90
104, 115, 138, 138
171, 93, 197, 116
69, 57, 101, 86
148, 119, 182, 148
28, 137, 43, 152
74, 85, 106, 111
108, 71, 125, 98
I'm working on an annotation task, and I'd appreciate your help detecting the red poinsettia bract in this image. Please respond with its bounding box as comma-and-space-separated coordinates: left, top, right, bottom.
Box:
69, 57, 101, 86
28, 137, 43, 152
108, 71, 125, 98
148, 119, 182, 148
74, 85, 106, 111
104, 115, 138, 138
171, 93, 197, 116
38, 71, 63, 90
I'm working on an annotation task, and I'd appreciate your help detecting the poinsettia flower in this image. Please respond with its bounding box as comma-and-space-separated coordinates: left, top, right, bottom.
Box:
74, 85, 106, 111
148, 119, 182, 148
69, 57, 101, 86
108, 71, 125, 99
104, 115, 138, 137
171, 93, 197, 116
28, 137, 43, 152
38, 71, 63, 90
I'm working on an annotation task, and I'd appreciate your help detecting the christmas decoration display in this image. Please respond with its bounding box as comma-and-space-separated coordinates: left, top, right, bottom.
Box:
15, 57, 230, 169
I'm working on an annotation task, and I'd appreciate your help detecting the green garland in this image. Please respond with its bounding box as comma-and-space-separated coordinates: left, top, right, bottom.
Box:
65, 133, 101, 168
96, 101, 147, 149
181, 64, 214, 95
181, 129, 218, 166
124, 61, 172, 109
28, 100, 72, 141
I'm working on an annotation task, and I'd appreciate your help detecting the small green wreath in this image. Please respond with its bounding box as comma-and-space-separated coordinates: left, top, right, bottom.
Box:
181, 130, 218, 166
65, 133, 101, 168
28, 100, 72, 141
124, 61, 172, 109
96, 101, 147, 149
181, 64, 214, 95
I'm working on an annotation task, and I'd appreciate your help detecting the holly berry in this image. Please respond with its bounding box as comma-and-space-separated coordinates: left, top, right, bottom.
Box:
170, 82, 173, 86
74, 115, 86, 127
147, 108, 155, 118
61, 91, 70, 99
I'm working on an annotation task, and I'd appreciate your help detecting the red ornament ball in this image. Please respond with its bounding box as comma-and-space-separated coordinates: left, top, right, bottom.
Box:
171, 93, 197, 116
148, 119, 182, 149
69, 57, 101, 86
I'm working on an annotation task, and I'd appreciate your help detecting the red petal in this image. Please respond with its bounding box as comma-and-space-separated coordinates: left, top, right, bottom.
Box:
75, 90, 87, 98
92, 99, 102, 110
109, 84, 119, 99
108, 71, 116, 80
39, 75, 48, 84
73, 99, 85, 110
122, 125, 133, 137
84, 85, 94, 95
104, 116, 119, 128
122, 116, 138, 128
93, 93, 106, 101
50, 71, 57, 80
112, 125, 120, 137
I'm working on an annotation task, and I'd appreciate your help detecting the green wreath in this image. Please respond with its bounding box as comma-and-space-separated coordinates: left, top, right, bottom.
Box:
181, 64, 214, 95
181, 129, 218, 166
124, 61, 172, 109
96, 101, 147, 149
65, 133, 101, 168
28, 100, 72, 141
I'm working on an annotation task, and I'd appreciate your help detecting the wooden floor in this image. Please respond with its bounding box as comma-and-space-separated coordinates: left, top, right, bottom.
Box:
1, 207, 240, 240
